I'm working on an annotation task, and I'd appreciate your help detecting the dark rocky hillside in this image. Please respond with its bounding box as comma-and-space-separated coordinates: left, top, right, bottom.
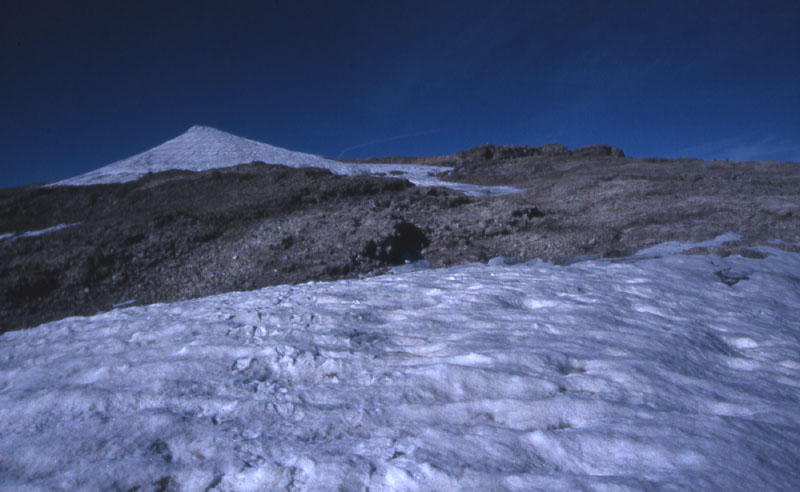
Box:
2, 148, 799, 333
341, 143, 624, 166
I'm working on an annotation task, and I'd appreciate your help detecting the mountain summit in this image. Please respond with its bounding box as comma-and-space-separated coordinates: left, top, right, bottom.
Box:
53, 126, 343, 186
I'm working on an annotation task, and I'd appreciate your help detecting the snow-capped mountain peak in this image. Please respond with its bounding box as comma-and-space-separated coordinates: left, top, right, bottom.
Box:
52, 125, 344, 186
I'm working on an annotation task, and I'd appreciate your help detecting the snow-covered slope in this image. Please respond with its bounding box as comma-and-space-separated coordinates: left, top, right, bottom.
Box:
1, 241, 798, 490
50, 126, 519, 195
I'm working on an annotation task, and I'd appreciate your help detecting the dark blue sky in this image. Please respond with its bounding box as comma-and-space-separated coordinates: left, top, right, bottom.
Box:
2, 0, 798, 188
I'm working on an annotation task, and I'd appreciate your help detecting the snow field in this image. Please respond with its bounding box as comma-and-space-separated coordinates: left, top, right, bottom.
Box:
0, 246, 799, 490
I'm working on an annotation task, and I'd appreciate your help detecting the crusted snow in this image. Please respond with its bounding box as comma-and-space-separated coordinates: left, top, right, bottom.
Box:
1, 241, 799, 490
50, 125, 519, 196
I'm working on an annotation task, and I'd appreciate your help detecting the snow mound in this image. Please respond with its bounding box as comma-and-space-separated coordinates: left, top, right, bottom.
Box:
1, 244, 799, 490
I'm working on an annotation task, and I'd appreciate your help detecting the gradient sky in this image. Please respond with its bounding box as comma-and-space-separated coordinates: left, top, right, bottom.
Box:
2, 0, 799, 188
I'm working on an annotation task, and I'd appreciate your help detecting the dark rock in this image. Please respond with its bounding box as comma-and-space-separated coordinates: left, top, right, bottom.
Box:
454, 144, 543, 162
715, 269, 750, 287
511, 207, 545, 219
148, 440, 172, 463
573, 144, 625, 157
362, 222, 429, 265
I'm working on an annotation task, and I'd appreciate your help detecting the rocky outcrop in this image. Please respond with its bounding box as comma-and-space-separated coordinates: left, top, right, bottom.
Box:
443, 143, 625, 180
573, 144, 625, 157
452, 143, 623, 163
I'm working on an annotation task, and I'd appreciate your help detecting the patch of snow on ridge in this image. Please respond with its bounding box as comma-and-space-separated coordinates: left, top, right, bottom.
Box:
634, 232, 744, 257
1, 244, 799, 490
49, 125, 521, 195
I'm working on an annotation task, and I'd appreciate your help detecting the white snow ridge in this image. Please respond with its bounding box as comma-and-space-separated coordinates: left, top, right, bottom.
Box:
1, 244, 799, 490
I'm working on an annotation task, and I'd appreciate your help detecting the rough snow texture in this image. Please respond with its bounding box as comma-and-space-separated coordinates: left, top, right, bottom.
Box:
1, 242, 799, 490
51, 126, 518, 196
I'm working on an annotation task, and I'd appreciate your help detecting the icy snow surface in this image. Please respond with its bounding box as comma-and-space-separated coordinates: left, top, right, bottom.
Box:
1, 242, 799, 490
51, 126, 518, 196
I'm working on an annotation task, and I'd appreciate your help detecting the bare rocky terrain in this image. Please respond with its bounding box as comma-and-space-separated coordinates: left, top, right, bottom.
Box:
2, 145, 799, 333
